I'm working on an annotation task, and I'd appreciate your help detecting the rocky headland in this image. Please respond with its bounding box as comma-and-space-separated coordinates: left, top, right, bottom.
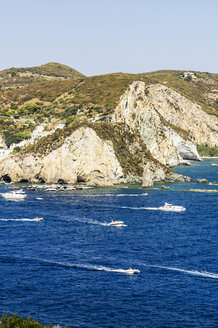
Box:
0, 65, 217, 187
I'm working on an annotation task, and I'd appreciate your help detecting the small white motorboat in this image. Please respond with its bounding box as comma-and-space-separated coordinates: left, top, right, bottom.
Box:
33, 217, 43, 221
159, 202, 186, 212
126, 267, 140, 275
1, 190, 27, 200
109, 220, 125, 227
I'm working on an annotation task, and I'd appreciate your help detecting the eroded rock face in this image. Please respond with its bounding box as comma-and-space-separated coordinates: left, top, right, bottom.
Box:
113, 81, 217, 166
169, 128, 201, 161
141, 161, 184, 188
1, 80, 209, 187
0, 135, 8, 162
113, 82, 182, 166
148, 84, 218, 147
0, 135, 6, 149
142, 163, 154, 188
0, 127, 124, 186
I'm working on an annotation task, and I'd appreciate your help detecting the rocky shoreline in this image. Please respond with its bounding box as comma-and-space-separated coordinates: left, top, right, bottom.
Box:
0, 81, 217, 187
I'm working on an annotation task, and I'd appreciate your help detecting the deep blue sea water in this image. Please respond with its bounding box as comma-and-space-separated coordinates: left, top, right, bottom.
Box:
0, 159, 217, 328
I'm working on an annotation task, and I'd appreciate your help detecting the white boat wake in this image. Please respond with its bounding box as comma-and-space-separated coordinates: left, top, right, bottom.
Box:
0, 218, 43, 222
6, 256, 217, 279
121, 204, 186, 212
72, 217, 127, 227
31, 258, 137, 275
0, 198, 25, 202
138, 263, 218, 279
82, 193, 147, 197
77, 264, 135, 274
111, 193, 148, 197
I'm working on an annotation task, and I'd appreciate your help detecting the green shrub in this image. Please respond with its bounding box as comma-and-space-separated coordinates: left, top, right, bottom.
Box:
12, 146, 22, 154
18, 104, 41, 115
197, 145, 218, 156
0, 313, 67, 328
10, 103, 18, 110
11, 71, 17, 77
65, 116, 75, 126
184, 75, 192, 82
3, 131, 31, 147
13, 132, 31, 140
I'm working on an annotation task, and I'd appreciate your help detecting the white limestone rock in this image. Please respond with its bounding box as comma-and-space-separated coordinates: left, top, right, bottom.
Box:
141, 161, 184, 188
113, 81, 217, 166
0, 135, 6, 149
147, 84, 218, 147
0, 127, 124, 186
142, 163, 154, 188
113, 81, 181, 166
169, 128, 201, 161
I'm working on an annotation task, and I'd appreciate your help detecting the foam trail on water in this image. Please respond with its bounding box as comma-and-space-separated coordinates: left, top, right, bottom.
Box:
72, 217, 109, 226
77, 264, 130, 274
139, 263, 218, 279
1, 199, 25, 202
115, 193, 148, 197
82, 193, 147, 197
121, 206, 158, 210
0, 218, 43, 222
121, 206, 185, 212
72, 217, 127, 227
28, 258, 133, 275
52, 259, 218, 278
120, 206, 155, 210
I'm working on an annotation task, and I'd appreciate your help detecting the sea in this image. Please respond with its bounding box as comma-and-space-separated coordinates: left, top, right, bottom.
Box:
0, 159, 217, 328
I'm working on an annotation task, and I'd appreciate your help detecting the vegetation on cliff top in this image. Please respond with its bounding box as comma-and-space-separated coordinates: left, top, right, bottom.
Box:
144, 70, 218, 116
0, 62, 85, 91
20, 121, 169, 176
0, 64, 217, 148
0, 69, 217, 116
0, 314, 66, 328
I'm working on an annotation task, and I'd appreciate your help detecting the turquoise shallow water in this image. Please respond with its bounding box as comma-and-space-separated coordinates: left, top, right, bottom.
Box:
0, 159, 217, 327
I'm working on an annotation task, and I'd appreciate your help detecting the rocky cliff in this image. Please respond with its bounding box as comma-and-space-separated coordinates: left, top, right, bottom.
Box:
147, 84, 218, 147
112, 81, 203, 166
0, 127, 124, 186
0, 69, 217, 187
0, 122, 185, 186
0, 135, 6, 149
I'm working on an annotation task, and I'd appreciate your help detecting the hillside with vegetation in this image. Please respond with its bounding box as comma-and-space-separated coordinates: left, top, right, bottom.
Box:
0, 62, 85, 91
0, 64, 217, 153
143, 70, 218, 116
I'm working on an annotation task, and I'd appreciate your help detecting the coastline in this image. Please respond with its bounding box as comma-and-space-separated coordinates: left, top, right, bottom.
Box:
200, 156, 218, 159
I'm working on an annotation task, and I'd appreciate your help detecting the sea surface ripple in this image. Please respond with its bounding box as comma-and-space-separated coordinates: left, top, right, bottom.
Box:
0, 159, 217, 327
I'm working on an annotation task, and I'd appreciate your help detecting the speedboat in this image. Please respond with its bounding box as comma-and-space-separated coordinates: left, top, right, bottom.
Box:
159, 202, 186, 212
126, 267, 140, 275
109, 220, 125, 227
1, 190, 27, 200
33, 217, 43, 221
